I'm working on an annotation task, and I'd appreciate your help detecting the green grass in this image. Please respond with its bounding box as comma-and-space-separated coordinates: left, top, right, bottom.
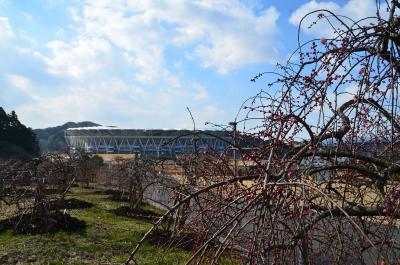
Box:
0, 187, 190, 264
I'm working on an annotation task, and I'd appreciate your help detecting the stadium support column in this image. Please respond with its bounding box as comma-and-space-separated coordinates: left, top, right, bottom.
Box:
192, 138, 198, 154
229, 121, 237, 177
64, 131, 70, 153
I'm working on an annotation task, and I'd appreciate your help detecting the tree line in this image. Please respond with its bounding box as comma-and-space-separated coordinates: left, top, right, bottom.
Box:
0, 107, 39, 160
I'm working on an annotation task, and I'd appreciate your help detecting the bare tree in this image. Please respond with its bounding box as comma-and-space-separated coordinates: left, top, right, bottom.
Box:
0, 153, 85, 233
73, 151, 103, 187
126, 1, 400, 264
115, 157, 158, 212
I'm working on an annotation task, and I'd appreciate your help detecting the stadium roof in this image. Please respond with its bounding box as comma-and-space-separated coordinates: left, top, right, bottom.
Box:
66, 126, 196, 130
65, 126, 231, 137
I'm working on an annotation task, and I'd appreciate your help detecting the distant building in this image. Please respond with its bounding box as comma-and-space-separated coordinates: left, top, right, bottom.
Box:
65, 126, 233, 158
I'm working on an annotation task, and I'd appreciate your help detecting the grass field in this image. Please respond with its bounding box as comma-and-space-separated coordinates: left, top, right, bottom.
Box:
0, 187, 190, 265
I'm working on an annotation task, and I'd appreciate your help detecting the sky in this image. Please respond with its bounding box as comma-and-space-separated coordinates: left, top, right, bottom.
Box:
0, 0, 376, 129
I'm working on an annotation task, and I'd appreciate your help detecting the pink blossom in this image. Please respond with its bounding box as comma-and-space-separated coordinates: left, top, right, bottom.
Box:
320, 37, 327, 45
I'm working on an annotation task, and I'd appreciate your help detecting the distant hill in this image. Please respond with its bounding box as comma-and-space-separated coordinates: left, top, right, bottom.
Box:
34, 121, 100, 152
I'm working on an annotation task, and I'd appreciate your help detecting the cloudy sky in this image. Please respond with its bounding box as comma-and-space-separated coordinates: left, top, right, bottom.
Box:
0, 0, 375, 129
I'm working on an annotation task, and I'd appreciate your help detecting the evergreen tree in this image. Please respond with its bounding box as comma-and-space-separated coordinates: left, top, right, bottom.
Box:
0, 107, 39, 159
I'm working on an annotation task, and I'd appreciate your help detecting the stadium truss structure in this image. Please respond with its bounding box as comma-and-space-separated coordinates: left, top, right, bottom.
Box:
65, 127, 233, 157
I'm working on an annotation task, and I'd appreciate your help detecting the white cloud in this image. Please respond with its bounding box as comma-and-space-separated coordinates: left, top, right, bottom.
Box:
0, 18, 37, 54
289, 0, 375, 37
202, 105, 224, 117
172, 26, 205, 45
6, 74, 32, 94
193, 6, 280, 73
22, 12, 33, 21
0, 16, 15, 41
67, 7, 81, 22
173, 61, 183, 69
192, 83, 208, 101
14, 80, 153, 128
44, 37, 113, 79
174, 104, 227, 130
42, 0, 281, 83
2, 1, 283, 128
289, 0, 337, 27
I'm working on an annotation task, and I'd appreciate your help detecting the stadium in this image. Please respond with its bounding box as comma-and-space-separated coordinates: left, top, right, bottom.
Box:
65, 126, 233, 157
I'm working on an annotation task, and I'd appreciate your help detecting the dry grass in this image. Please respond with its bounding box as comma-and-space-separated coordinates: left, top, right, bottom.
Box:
0, 187, 191, 265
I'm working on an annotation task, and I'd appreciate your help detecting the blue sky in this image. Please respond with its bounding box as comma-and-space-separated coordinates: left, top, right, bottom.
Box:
0, 0, 374, 129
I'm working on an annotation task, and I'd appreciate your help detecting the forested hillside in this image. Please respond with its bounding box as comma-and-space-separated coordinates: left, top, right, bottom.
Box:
34, 121, 100, 152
